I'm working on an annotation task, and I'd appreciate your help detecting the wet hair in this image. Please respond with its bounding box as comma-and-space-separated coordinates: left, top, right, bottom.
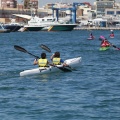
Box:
41, 53, 46, 59
54, 52, 60, 57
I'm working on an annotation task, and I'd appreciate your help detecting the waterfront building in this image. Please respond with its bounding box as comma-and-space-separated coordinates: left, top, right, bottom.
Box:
0, 7, 48, 23
96, 0, 115, 16
24, 0, 38, 9
105, 8, 120, 26
0, 0, 17, 8
105, 8, 120, 17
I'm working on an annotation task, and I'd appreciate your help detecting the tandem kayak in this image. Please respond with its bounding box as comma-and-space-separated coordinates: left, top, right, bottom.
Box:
20, 57, 82, 76
99, 47, 110, 51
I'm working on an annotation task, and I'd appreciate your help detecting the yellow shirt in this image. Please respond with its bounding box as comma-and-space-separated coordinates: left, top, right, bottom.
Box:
53, 58, 60, 65
38, 58, 48, 67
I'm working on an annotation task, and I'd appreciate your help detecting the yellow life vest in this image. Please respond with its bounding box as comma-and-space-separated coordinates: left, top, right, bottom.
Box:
38, 58, 48, 67
53, 58, 61, 65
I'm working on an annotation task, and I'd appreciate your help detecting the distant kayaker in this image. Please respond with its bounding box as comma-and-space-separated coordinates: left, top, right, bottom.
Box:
34, 52, 51, 67
110, 32, 114, 38
51, 52, 68, 66
90, 33, 94, 39
101, 38, 111, 47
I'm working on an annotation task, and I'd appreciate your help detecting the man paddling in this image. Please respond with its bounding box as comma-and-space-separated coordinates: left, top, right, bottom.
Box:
34, 52, 52, 67
101, 38, 111, 48
109, 32, 114, 38
51, 52, 68, 67
99, 35, 120, 50
89, 33, 94, 39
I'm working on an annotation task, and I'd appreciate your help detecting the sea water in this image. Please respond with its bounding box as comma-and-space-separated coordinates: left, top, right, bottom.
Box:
0, 30, 120, 120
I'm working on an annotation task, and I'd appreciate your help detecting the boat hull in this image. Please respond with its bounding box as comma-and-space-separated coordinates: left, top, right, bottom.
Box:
87, 38, 94, 40
24, 26, 44, 31
110, 37, 114, 38
99, 47, 110, 51
48, 24, 77, 31
20, 57, 82, 76
3, 25, 23, 32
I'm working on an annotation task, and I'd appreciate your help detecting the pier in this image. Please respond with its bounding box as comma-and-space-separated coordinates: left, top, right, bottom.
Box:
74, 27, 120, 30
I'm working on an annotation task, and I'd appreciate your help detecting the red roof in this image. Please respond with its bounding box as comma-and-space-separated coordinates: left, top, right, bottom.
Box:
83, 2, 91, 6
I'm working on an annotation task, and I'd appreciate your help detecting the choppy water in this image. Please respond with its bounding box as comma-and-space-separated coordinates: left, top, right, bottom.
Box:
0, 30, 120, 120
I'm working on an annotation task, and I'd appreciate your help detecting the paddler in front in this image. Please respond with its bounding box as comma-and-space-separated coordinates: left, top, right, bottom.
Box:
51, 52, 68, 67
34, 52, 52, 67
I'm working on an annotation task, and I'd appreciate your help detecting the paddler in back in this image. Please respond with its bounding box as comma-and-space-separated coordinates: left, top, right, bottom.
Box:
34, 52, 50, 67
51, 52, 68, 66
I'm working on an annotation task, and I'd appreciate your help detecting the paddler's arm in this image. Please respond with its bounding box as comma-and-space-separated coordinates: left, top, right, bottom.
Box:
50, 54, 55, 61
61, 59, 68, 67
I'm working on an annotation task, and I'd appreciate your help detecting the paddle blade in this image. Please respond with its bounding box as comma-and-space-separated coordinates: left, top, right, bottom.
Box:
14, 45, 27, 53
14, 45, 40, 58
40, 44, 51, 53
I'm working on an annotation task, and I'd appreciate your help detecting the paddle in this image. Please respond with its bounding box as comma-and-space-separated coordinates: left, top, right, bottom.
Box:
99, 36, 120, 50
14, 45, 39, 59
40, 44, 51, 53
40, 44, 72, 72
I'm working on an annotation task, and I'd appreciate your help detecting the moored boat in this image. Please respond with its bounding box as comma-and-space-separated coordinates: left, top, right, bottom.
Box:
3, 19, 23, 32
20, 57, 82, 76
3, 23, 23, 32
22, 16, 77, 32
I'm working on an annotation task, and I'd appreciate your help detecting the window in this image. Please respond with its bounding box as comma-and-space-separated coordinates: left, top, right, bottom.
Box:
116, 11, 120, 14
107, 11, 114, 15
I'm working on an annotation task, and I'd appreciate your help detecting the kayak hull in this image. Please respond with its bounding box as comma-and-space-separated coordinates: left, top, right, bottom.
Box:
87, 37, 95, 40
110, 37, 114, 38
20, 57, 82, 76
87, 38, 94, 40
87, 36, 95, 40
99, 47, 110, 51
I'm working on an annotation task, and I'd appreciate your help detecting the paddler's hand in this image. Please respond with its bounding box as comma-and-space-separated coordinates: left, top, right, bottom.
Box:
50, 54, 55, 60
33, 59, 38, 65
63, 63, 68, 67
49, 63, 55, 67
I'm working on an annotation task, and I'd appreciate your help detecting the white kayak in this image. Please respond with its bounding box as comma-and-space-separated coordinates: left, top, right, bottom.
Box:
110, 36, 114, 38
20, 57, 82, 76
